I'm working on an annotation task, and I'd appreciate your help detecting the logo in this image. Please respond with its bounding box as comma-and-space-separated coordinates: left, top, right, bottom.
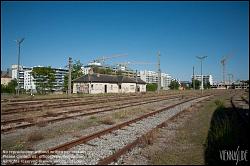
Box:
219, 146, 248, 165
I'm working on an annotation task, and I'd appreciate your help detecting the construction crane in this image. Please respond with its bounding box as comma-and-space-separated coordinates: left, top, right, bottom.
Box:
221, 54, 232, 85
116, 61, 156, 70
228, 73, 234, 85
90, 54, 128, 66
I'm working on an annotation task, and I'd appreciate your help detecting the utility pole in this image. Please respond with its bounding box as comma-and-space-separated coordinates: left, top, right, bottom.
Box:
196, 56, 207, 94
193, 66, 195, 90
15, 38, 25, 96
68, 57, 72, 96
157, 51, 161, 94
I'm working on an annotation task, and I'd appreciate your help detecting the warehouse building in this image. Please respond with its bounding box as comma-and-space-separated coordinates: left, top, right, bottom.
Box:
73, 73, 146, 94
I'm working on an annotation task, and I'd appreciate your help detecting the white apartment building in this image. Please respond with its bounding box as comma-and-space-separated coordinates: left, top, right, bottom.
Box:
139, 70, 172, 90
12, 65, 32, 89
192, 75, 213, 85
24, 70, 36, 91
11, 65, 68, 92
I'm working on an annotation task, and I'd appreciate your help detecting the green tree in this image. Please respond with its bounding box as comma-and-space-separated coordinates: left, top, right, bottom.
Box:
64, 60, 83, 91
1, 79, 17, 93
204, 82, 211, 89
146, 83, 158, 91
31, 66, 55, 94
191, 79, 201, 90
117, 70, 123, 76
169, 80, 180, 90
106, 68, 112, 74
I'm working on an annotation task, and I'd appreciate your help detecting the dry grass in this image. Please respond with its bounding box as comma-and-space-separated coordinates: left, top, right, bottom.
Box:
46, 110, 58, 117
26, 117, 35, 123
139, 129, 159, 148
151, 98, 220, 165
36, 120, 48, 127
27, 131, 44, 142
113, 111, 129, 119
99, 116, 115, 125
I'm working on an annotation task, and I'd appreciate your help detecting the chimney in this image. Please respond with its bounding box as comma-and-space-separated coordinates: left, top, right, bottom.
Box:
89, 68, 94, 75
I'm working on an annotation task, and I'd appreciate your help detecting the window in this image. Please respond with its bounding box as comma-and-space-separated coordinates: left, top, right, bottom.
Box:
91, 84, 94, 90
111, 85, 113, 90
119, 85, 121, 89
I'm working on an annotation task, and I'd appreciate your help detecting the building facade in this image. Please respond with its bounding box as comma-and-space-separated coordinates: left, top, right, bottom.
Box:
138, 70, 172, 90
11, 65, 68, 92
73, 74, 146, 94
192, 75, 213, 85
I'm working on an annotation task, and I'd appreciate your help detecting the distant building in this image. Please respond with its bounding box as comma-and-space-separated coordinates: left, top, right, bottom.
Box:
192, 75, 213, 86
73, 73, 146, 94
180, 81, 191, 90
11, 65, 68, 92
139, 70, 172, 90
1, 71, 12, 85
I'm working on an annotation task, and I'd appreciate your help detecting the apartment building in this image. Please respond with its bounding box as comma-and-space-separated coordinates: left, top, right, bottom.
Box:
139, 70, 172, 90
191, 75, 213, 85
11, 65, 68, 92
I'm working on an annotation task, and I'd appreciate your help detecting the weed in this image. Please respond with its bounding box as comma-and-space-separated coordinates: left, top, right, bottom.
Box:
36, 120, 48, 127
27, 131, 44, 142
99, 116, 115, 125
46, 111, 58, 117
214, 99, 224, 108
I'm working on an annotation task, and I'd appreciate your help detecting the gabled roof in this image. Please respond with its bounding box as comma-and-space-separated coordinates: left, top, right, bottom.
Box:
73, 74, 146, 84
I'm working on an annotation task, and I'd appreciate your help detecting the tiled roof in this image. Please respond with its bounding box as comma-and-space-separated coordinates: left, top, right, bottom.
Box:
73, 74, 146, 84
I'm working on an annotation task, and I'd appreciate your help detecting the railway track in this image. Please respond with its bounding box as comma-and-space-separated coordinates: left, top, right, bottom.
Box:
12, 95, 212, 165
1, 93, 176, 114
230, 92, 249, 125
1, 95, 184, 133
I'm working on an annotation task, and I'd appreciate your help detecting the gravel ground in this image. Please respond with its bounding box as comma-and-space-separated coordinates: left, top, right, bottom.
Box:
37, 96, 211, 165
1, 97, 181, 151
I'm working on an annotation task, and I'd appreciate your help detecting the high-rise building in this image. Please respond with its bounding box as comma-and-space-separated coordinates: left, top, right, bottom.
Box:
139, 70, 172, 90
11, 65, 68, 92
192, 75, 213, 86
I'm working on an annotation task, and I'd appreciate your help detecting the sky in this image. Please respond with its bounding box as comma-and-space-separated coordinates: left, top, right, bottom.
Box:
1, 1, 249, 82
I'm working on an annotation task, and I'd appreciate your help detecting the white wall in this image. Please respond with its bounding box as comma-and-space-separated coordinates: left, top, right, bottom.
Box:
120, 83, 136, 93
73, 82, 141, 94
89, 83, 119, 94
137, 84, 146, 92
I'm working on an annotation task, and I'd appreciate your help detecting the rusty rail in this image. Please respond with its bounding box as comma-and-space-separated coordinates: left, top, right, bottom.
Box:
17, 95, 211, 164
1, 95, 181, 133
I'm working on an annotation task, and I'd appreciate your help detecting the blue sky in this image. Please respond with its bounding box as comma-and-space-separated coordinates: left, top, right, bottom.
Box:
1, 1, 249, 82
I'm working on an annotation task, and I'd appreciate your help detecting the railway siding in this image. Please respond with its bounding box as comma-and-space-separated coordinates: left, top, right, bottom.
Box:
16, 95, 211, 165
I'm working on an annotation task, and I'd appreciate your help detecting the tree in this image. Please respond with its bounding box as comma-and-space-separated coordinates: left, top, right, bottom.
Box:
117, 70, 123, 76
169, 80, 180, 90
31, 66, 55, 94
1, 79, 17, 93
191, 79, 201, 90
146, 83, 158, 91
204, 82, 211, 89
64, 60, 83, 91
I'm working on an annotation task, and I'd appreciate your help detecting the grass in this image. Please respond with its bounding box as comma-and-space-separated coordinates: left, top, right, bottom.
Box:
204, 99, 249, 165
36, 119, 48, 127
139, 129, 159, 148
45, 110, 58, 117
99, 116, 115, 125
151, 98, 220, 165
27, 131, 44, 142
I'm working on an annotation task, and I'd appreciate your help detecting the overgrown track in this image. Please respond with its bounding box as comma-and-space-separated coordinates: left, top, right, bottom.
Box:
1, 95, 183, 133
230, 92, 249, 125
15, 95, 212, 165
1, 93, 176, 115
